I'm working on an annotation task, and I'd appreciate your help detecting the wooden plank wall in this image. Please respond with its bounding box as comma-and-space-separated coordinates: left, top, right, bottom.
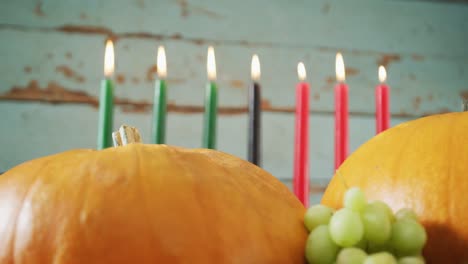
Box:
1, 0, 467, 203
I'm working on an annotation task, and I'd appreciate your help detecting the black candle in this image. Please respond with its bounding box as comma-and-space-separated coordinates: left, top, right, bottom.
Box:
248, 55, 261, 165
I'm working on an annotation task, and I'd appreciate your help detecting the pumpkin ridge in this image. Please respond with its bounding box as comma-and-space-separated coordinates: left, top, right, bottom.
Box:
193, 148, 290, 203
445, 114, 468, 251
73, 151, 96, 259
11, 156, 54, 263
50, 150, 100, 263
391, 119, 421, 210
446, 116, 455, 231
168, 147, 226, 261
134, 144, 160, 258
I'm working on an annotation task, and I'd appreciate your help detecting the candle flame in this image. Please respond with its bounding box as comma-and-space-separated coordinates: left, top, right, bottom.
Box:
104, 39, 115, 77
207, 46, 217, 81
157, 46, 167, 79
297, 62, 306, 81
335, 52, 345, 82
378, 65, 387, 83
251, 54, 260, 81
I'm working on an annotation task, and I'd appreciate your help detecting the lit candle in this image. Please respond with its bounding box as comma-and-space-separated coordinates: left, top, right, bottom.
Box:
248, 54, 261, 165
293, 62, 310, 207
97, 39, 115, 149
203, 46, 218, 149
376, 65, 390, 134
334, 53, 349, 170
152, 46, 168, 144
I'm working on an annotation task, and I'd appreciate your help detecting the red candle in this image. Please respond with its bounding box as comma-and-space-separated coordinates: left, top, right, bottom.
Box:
376, 65, 390, 134
293, 62, 310, 207
334, 53, 349, 170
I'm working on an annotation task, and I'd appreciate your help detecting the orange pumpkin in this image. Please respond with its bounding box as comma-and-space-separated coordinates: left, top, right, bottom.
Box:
322, 112, 468, 263
0, 144, 306, 263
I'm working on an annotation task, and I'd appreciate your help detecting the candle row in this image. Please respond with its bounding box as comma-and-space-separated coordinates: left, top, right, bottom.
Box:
294, 54, 390, 206
96, 40, 391, 207
97, 41, 219, 150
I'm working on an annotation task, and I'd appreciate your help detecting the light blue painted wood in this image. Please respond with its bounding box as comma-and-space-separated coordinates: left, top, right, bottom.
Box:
0, 30, 466, 116
0, 0, 467, 197
1, 0, 467, 55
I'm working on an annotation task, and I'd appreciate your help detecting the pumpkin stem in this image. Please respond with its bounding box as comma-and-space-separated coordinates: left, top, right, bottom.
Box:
112, 125, 142, 147
463, 100, 468, 112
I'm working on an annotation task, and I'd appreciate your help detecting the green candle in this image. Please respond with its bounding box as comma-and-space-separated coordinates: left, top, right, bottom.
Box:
203, 46, 218, 149
152, 46, 167, 144
203, 81, 218, 149
97, 40, 115, 149
152, 79, 167, 144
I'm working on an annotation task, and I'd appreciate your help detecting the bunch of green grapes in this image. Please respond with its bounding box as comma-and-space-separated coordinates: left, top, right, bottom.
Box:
304, 187, 427, 264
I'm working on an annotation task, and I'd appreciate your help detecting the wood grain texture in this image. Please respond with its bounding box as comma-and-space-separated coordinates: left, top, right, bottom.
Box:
0, 0, 467, 198
0, 29, 465, 116
1, 0, 467, 54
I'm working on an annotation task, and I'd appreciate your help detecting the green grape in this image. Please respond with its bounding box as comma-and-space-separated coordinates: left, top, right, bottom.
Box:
344, 187, 367, 212
305, 225, 340, 264
362, 203, 391, 244
354, 236, 367, 250
394, 251, 423, 259
336, 247, 367, 264
304, 205, 335, 232
364, 252, 398, 264
369, 201, 395, 222
367, 241, 393, 254
398, 256, 425, 264
390, 219, 427, 256
395, 208, 418, 221
329, 208, 364, 247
